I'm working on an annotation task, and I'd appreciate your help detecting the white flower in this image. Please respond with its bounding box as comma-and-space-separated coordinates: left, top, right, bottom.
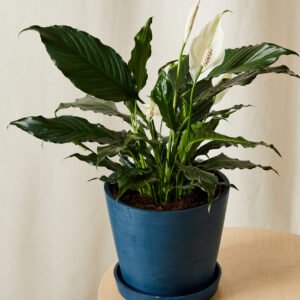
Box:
213, 73, 233, 104
189, 10, 230, 81
144, 101, 160, 119
184, 0, 201, 42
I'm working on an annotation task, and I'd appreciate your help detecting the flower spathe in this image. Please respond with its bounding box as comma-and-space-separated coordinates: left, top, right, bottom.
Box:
184, 0, 201, 42
189, 10, 230, 81
144, 100, 160, 119
213, 73, 233, 104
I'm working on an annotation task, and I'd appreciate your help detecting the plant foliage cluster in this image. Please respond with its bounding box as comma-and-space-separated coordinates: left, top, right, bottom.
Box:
10, 8, 299, 208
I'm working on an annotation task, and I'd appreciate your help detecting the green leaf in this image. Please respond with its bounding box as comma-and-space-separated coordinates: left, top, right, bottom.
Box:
198, 153, 278, 174
206, 104, 252, 119
188, 79, 214, 123
116, 167, 160, 198
218, 182, 239, 191
209, 43, 299, 78
195, 104, 251, 133
195, 141, 233, 157
68, 153, 122, 172
94, 131, 153, 167
55, 95, 131, 123
192, 129, 281, 156
128, 17, 153, 91
10, 115, 125, 144
151, 69, 177, 129
22, 25, 139, 101
100, 174, 117, 184
195, 65, 300, 103
165, 55, 191, 89
180, 165, 218, 207
97, 145, 123, 162
179, 122, 281, 162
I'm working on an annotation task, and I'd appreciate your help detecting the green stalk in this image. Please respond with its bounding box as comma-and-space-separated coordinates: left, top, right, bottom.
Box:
182, 67, 203, 164
129, 103, 149, 195
172, 42, 186, 110
164, 41, 188, 202
164, 129, 174, 202
134, 102, 147, 169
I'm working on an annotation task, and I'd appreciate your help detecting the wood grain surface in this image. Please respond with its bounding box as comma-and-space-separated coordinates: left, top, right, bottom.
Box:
98, 228, 300, 300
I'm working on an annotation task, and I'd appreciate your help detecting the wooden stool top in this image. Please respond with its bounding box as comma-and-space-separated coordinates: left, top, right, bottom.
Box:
99, 228, 300, 300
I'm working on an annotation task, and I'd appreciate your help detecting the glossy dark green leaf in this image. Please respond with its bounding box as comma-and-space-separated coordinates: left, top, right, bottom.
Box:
116, 167, 160, 198
99, 174, 117, 184
187, 79, 214, 123
179, 122, 281, 162
198, 153, 278, 174
195, 141, 233, 157
195, 65, 300, 103
10, 115, 125, 144
191, 99, 215, 123
192, 79, 213, 98
22, 25, 138, 101
177, 116, 228, 163
94, 131, 153, 167
165, 55, 191, 89
209, 43, 299, 78
151, 69, 177, 129
180, 165, 218, 207
55, 95, 131, 123
129, 17, 153, 91
68, 153, 122, 172
207, 104, 252, 119
97, 145, 123, 163
217, 182, 239, 191
190, 128, 281, 156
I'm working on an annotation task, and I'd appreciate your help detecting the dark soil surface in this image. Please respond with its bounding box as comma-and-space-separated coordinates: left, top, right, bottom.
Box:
110, 185, 224, 211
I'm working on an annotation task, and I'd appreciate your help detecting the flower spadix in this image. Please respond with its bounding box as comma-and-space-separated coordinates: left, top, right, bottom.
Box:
189, 10, 230, 81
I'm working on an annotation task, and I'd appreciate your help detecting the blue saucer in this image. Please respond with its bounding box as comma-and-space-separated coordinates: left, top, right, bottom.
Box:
113, 262, 222, 300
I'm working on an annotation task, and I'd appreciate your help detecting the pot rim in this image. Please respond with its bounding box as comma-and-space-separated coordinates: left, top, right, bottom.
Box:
104, 170, 229, 214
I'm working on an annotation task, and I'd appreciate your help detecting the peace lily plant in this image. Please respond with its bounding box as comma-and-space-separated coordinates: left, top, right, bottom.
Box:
10, 1, 299, 299
11, 4, 299, 208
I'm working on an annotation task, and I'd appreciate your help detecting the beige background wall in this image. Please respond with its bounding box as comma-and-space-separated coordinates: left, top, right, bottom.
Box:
1, 0, 299, 299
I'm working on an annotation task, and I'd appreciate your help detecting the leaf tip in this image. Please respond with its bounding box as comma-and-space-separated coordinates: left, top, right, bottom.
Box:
230, 184, 239, 191
222, 9, 233, 15
88, 177, 98, 182
137, 97, 145, 104
54, 106, 61, 117
269, 143, 281, 157
18, 25, 41, 38
63, 154, 72, 161
7, 121, 14, 129
276, 148, 282, 157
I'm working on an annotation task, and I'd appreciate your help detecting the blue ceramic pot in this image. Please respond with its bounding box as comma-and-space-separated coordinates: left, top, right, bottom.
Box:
105, 172, 229, 299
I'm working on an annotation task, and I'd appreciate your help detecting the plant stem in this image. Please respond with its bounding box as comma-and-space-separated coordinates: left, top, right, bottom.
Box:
172, 42, 186, 110
164, 41, 188, 202
184, 67, 203, 161
164, 129, 174, 202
